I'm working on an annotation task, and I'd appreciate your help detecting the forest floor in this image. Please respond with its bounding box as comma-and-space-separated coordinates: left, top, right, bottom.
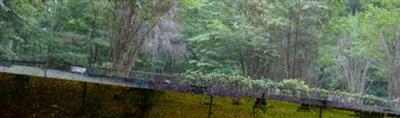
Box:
0, 73, 388, 118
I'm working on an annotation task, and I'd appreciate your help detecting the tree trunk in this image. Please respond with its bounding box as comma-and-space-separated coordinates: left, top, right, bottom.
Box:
380, 30, 400, 107
389, 67, 400, 107
110, 1, 175, 75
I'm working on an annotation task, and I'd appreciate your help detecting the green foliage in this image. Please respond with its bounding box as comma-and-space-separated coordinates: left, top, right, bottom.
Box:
179, 0, 202, 8
280, 79, 311, 93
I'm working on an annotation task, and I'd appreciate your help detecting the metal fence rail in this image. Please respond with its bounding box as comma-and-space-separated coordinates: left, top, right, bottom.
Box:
0, 60, 400, 116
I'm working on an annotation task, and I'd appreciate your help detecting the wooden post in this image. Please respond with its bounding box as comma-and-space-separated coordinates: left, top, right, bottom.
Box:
208, 95, 213, 118
319, 100, 327, 118
319, 107, 323, 118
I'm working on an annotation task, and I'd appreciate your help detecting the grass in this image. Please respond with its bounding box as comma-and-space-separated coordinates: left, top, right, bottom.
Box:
150, 91, 356, 118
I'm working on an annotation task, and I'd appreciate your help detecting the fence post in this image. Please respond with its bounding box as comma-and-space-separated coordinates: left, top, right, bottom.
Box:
319, 106, 323, 118
319, 100, 327, 118
207, 94, 213, 118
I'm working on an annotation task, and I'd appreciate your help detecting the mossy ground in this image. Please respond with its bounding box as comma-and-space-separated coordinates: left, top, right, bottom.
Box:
0, 73, 394, 118
150, 92, 356, 118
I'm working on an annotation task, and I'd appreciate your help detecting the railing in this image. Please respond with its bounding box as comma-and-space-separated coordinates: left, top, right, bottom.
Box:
1, 59, 400, 115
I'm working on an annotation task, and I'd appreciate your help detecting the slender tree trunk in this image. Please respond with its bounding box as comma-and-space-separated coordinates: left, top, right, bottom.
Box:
380, 30, 400, 108
338, 36, 371, 98
388, 67, 400, 108
110, 1, 175, 75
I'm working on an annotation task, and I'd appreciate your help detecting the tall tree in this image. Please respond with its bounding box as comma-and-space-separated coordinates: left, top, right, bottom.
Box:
380, 30, 400, 103
0, 0, 43, 60
337, 1, 400, 104
275, 0, 329, 85
338, 35, 371, 94
110, 0, 179, 74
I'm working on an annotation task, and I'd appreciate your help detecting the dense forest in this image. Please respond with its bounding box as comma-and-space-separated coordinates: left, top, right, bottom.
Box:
1, 0, 400, 109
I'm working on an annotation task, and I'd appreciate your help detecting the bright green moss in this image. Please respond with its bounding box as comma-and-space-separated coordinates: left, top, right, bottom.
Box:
149, 92, 357, 118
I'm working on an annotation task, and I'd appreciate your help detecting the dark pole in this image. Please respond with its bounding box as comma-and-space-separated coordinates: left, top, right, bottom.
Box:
319, 100, 327, 118
81, 82, 87, 114
208, 95, 213, 118
319, 107, 323, 118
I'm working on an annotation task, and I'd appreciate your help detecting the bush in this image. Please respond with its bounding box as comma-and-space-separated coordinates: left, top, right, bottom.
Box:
186, 72, 390, 108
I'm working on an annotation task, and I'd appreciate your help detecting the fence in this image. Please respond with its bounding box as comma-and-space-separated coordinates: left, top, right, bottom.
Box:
1, 42, 400, 115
